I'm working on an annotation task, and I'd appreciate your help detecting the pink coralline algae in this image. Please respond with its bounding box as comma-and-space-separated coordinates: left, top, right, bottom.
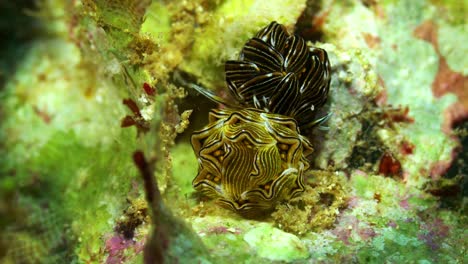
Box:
398, 199, 410, 210
105, 235, 144, 264
418, 218, 450, 250
331, 215, 376, 244
388, 221, 398, 228
206, 226, 242, 235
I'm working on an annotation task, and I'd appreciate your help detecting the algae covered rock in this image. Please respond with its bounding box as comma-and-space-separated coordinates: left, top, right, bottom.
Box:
244, 223, 309, 261
0, 0, 466, 263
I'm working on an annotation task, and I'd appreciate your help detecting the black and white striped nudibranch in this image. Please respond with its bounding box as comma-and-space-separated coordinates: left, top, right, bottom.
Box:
190, 21, 331, 217
225, 21, 331, 129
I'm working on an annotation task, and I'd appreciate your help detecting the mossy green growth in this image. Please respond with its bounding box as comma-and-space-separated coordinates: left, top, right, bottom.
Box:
356, 215, 464, 264
170, 143, 198, 194
429, 0, 468, 26
272, 170, 348, 234
437, 22, 468, 75
1, 127, 139, 262
87, 0, 151, 52
0, 31, 140, 262
350, 173, 436, 224
189, 215, 253, 262
244, 223, 309, 261
39, 130, 139, 262
140, 1, 171, 44
357, 223, 428, 263
189, 215, 309, 263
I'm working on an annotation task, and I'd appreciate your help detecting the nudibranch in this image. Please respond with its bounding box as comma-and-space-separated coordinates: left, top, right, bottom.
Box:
190, 21, 331, 217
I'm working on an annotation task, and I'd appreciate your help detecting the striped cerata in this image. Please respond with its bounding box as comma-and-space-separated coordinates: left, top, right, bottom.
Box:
190, 21, 331, 217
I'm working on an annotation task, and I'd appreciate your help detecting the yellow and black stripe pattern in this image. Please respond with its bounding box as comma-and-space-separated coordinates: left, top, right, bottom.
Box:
192, 108, 313, 217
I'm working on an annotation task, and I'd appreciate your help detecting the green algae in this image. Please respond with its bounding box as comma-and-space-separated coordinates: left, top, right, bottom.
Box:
0, 2, 141, 261
190, 215, 253, 259
430, 0, 468, 26
0, 56, 139, 262
170, 143, 199, 198
140, 2, 171, 44
272, 170, 348, 234
437, 22, 468, 75
189, 215, 310, 263
350, 172, 436, 223
244, 223, 309, 261
358, 224, 428, 263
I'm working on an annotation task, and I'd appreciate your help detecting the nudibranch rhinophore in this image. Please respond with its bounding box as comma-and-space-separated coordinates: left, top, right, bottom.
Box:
191, 21, 331, 217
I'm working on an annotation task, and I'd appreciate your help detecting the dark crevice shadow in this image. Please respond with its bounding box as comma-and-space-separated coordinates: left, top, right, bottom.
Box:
0, 1, 44, 92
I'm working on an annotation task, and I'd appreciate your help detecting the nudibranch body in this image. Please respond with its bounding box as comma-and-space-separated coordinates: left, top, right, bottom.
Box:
191, 21, 331, 217
192, 108, 313, 216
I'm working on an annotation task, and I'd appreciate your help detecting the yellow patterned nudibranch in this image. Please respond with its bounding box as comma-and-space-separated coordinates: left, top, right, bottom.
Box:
192, 108, 313, 217
187, 21, 331, 217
